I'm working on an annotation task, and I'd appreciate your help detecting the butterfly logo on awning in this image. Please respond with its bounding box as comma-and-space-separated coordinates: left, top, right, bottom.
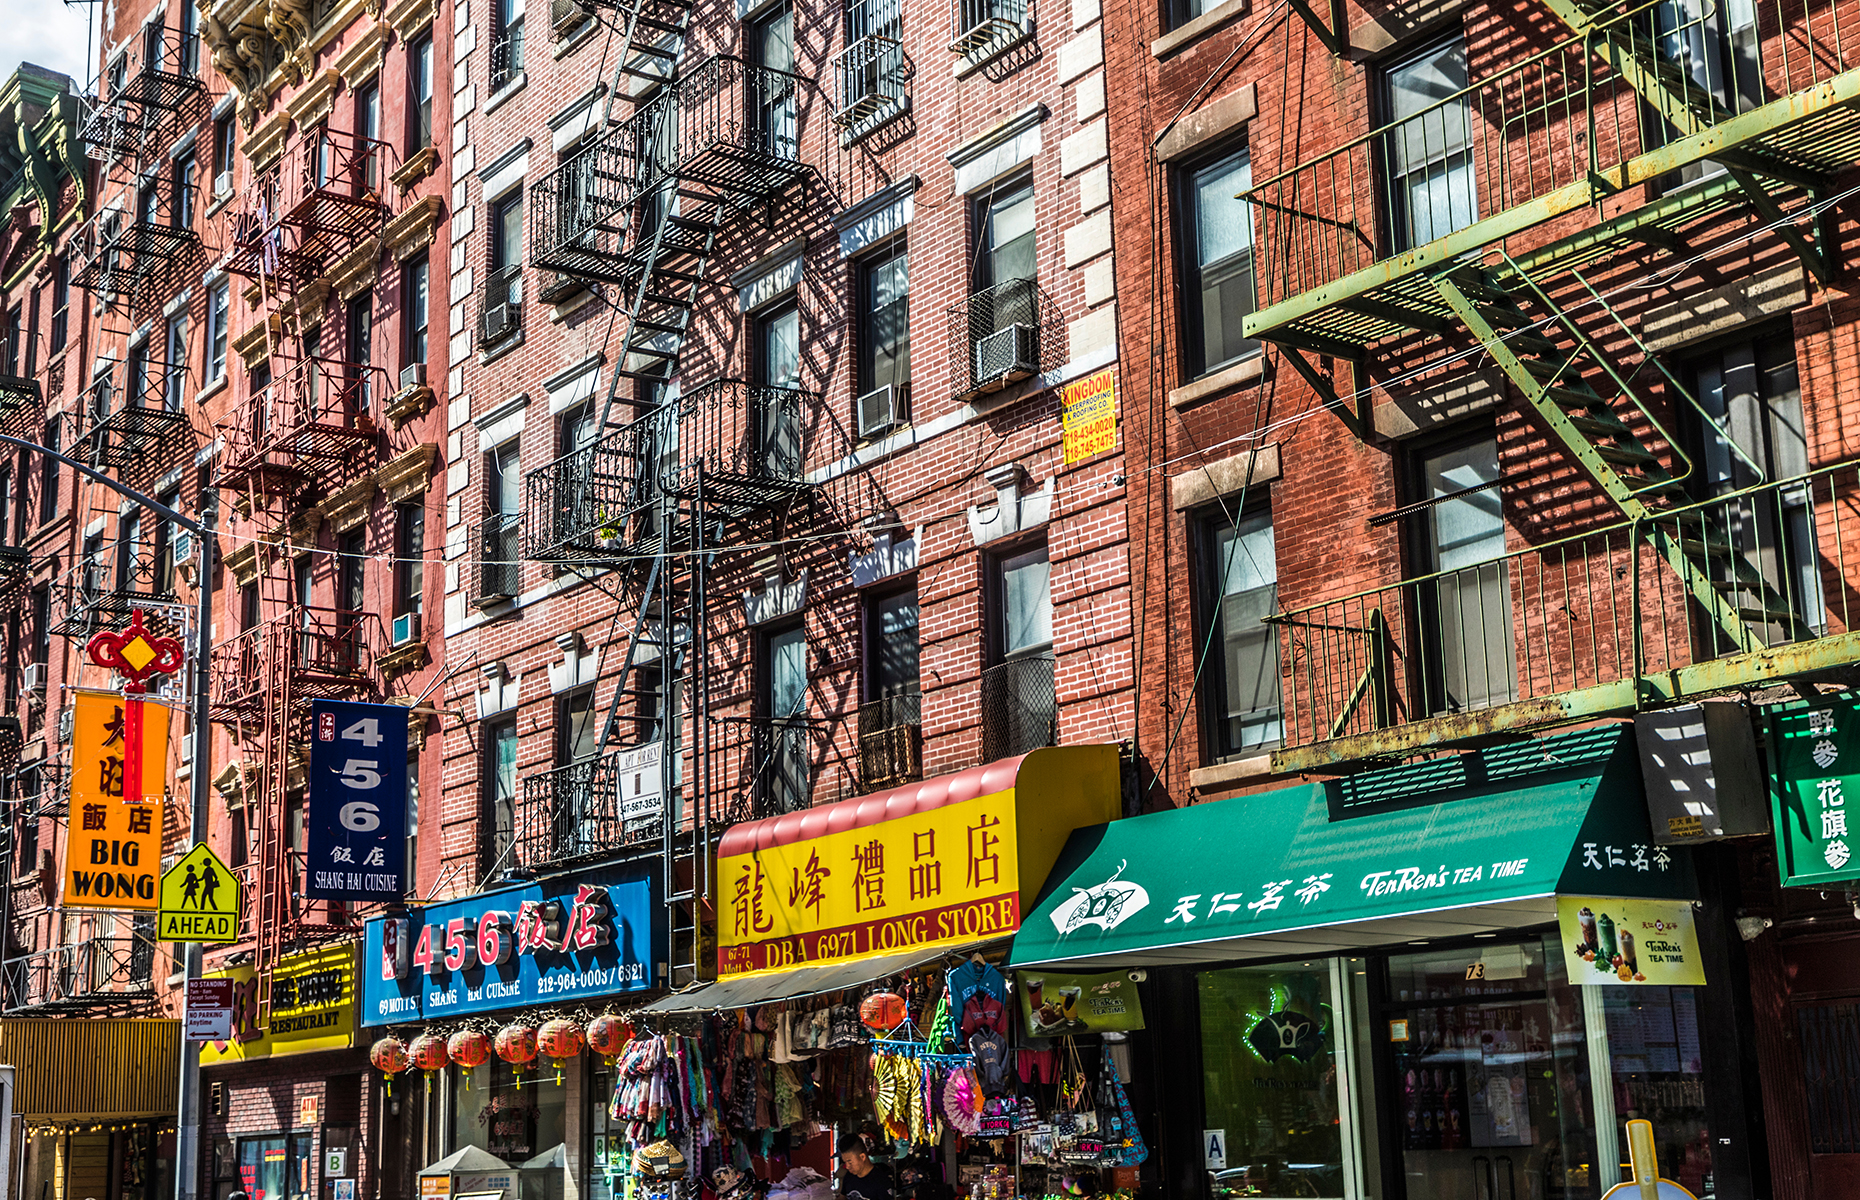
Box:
1049, 860, 1151, 936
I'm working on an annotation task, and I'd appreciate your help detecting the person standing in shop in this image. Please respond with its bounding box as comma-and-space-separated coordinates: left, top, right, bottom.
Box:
838, 1138, 894, 1200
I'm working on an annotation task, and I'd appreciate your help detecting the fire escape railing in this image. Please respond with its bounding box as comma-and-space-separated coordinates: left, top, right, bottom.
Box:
80, 32, 204, 160
207, 607, 376, 724
224, 128, 398, 284
86, 355, 195, 478
472, 515, 522, 605
1, 936, 155, 1015
514, 749, 666, 868
50, 547, 181, 639
219, 356, 384, 487
707, 714, 835, 825
858, 691, 923, 791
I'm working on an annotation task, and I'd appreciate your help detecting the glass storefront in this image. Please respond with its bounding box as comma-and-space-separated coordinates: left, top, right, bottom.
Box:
450, 1061, 568, 1163
1191, 933, 1718, 1200
213, 1135, 315, 1200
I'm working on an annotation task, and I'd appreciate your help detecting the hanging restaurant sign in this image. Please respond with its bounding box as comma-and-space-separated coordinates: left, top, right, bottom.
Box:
359, 863, 661, 1025
61, 688, 171, 910
1766, 697, 1860, 887
198, 943, 359, 1063
715, 744, 1122, 977
305, 699, 410, 901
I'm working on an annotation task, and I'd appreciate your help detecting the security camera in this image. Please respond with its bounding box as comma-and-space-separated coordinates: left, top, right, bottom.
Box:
1127, 969, 1148, 983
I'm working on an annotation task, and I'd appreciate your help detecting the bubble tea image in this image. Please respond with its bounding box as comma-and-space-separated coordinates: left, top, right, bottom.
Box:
1595, 912, 1618, 973
1618, 929, 1640, 981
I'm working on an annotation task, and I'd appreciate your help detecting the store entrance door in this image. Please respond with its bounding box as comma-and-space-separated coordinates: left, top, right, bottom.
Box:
1379, 940, 1598, 1200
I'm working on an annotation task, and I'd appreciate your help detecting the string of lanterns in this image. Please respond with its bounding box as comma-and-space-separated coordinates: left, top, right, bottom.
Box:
24, 1122, 178, 1137
371, 1013, 632, 1093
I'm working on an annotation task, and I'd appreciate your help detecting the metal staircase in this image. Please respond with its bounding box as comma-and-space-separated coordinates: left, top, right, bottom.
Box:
1434, 262, 1814, 654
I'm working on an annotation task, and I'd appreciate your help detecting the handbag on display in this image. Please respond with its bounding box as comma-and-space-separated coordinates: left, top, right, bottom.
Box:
634, 1140, 688, 1179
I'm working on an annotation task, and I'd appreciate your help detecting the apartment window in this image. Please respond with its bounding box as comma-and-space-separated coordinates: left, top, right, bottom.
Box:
144, 20, 166, 72
29, 586, 48, 665
213, 114, 236, 195
858, 242, 910, 420
180, 0, 200, 73
347, 296, 373, 410
0, 465, 12, 550
108, 55, 127, 99
37, 418, 58, 525
982, 541, 1056, 760
866, 586, 920, 701
1197, 508, 1281, 758
1384, 37, 1477, 251
174, 152, 198, 229
140, 180, 162, 227
1412, 433, 1515, 713
760, 622, 810, 813
557, 687, 598, 765
2, 305, 20, 377
756, 305, 801, 477
490, 191, 523, 301
492, 0, 526, 89
207, 281, 229, 382
118, 511, 145, 594
485, 718, 518, 875
1685, 335, 1821, 638
396, 503, 425, 618
163, 316, 188, 409
356, 79, 382, 192
749, 2, 797, 158
1181, 147, 1257, 375
973, 181, 1036, 293
561, 402, 597, 455
153, 489, 180, 596
6, 611, 20, 705
294, 555, 315, 610
50, 255, 68, 353
338, 529, 367, 614
403, 254, 430, 368
410, 34, 435, 151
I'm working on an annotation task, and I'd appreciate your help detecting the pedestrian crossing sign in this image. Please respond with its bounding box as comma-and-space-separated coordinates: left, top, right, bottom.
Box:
159, 843, 240, 943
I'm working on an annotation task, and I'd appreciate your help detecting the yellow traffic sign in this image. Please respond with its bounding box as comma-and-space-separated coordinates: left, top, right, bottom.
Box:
159, 843, 240, 943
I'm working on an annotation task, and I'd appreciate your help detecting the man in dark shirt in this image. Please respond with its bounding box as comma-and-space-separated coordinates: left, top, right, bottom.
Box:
839, 1138, 894, 1200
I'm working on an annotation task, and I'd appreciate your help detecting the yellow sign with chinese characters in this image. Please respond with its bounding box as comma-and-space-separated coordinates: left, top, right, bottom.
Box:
717, 744, 1122, 976
61, 690, 169, 910
1557, 895, 1706, 987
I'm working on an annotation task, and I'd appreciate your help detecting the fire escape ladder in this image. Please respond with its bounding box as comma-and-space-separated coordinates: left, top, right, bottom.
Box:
598, 0, 692, 104
1433, 265, 1812, 653
612, 185, 725, 388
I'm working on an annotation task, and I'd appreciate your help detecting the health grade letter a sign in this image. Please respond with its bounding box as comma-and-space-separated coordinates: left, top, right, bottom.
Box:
306, 700, 409, 901
1769, 697, 1860, 887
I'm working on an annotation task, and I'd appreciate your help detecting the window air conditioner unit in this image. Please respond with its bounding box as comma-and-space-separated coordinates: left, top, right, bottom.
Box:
859, 721, 922, 787
855, 384, 907, 438
20, 663, 43, 697
480, 303, 515, 344
974, 323, 1037, 391
214, 170, 233, 197
57, 706, 73, 743
398, 363, 427, 393
392, 612, 422, 646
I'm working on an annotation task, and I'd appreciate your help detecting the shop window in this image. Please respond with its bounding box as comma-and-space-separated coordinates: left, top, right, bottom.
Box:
451, 1059, 566, 1159
1411, 432, 1515, 714
1197, 506, 1281, 758
214, 1133, 314, 1200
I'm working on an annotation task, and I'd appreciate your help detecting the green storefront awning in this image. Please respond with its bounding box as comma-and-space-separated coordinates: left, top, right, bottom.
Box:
1011, 725, 1694, 968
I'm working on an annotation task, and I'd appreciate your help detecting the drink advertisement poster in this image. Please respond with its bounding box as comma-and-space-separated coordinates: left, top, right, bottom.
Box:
1557, 896, 1705, 986
305, 699, 409, 901
1017, 969, 1146, 1034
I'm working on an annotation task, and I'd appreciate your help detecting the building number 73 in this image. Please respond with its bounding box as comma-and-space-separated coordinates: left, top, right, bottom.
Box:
337, 717, 384, 832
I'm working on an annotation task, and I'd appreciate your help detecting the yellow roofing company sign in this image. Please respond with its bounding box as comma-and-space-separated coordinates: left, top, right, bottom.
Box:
198, 944, 358, 1064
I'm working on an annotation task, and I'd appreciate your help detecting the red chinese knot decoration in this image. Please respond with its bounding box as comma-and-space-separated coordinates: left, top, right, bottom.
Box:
409, 1033, 450, 1075
85, 609, 185, 694
586, 1014, 628, 1062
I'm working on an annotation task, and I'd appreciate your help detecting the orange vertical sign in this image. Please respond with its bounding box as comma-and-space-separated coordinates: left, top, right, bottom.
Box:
62, 689, 168, 909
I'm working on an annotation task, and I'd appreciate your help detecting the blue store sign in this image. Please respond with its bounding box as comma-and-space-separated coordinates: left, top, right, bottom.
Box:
361, 865, 662, 1025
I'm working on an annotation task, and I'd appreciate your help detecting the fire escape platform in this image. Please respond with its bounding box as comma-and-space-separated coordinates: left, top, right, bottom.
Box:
70, 223, 202, 292
1242, 67, 1860, 355
1272, 627, 1860, 774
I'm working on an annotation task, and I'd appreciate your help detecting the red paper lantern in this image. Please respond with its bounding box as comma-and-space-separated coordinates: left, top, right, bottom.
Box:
586, 1015, 628, 1061
860, 991, 906, 1031
409, 1033, 450, 1074
538, 1018, 585, 1062
370, 1037, 410, 1075
448, 1029, 493, 1090
371, 1037, 410, 1097
494, 1024, 538, 1067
